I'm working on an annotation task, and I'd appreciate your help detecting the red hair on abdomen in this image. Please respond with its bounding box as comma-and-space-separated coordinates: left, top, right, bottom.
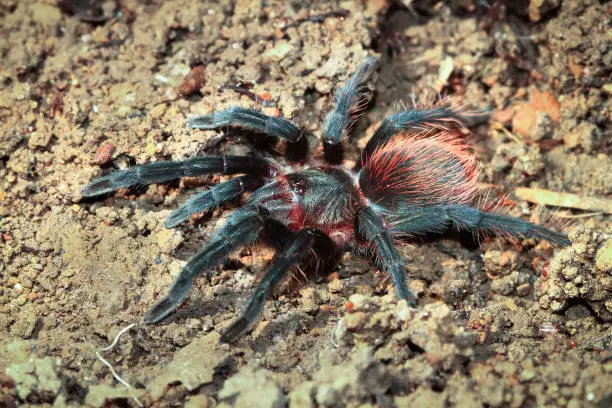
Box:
358, 130, 479, 210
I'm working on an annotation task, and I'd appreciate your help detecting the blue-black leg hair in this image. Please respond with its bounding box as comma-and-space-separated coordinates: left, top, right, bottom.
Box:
360, 106, 465, 166
81, 155, 270, 197
144, 204, 268, 324
322, 56, 377, 164
220, 225, 330, 343
187, 107, 303, 143
164, 176, 263, 228
356, 206, 417, 306
389, 204, 569, 246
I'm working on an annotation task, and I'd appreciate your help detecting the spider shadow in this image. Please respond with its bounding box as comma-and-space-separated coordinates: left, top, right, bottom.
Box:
159, 291, 239, 323
410, 228, 483, 259
216, 127, 310, 163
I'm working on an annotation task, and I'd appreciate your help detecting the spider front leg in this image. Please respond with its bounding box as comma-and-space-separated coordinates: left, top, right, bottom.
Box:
356, 206, 417, 306
187, 107, 308, 162
187, 107, 303, 142
82, 155, 270, 197
144, 205, 267, 324
322, 56, 377, 164
220, 226, 331, 343
390, 204, 569, 246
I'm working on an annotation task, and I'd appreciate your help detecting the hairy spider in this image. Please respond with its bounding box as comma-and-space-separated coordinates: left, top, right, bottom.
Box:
82, 56, 568, 343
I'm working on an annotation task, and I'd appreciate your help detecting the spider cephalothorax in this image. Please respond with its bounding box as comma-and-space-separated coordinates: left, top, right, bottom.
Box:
82, 56, 568, 343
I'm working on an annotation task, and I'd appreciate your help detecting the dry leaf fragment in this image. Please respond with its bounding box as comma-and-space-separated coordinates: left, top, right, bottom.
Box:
514, 188, 612, 214
512, 89, 560, 137
530, 89, 560, 122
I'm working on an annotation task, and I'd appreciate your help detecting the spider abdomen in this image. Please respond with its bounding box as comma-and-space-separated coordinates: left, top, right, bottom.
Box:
358, 131, 479, 210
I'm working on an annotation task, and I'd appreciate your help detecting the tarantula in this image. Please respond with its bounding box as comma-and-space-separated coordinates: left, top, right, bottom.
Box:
82, 56, 568, 343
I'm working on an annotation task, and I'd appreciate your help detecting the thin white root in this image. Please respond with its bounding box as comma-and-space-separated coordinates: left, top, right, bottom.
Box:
95, 323, 144, 407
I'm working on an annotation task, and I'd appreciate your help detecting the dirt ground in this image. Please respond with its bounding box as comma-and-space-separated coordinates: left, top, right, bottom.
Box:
0, 0, 611, 407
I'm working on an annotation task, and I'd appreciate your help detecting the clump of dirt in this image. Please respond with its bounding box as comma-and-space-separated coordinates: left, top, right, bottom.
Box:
544, 0, 610, 91
5, 355, 62, 404
289, 346, 392, 407
1, 0, 611, 407
289, 297, 475, 407
217, 366, 286, 408
336, 295, 475, 368
537, 223, 612, 321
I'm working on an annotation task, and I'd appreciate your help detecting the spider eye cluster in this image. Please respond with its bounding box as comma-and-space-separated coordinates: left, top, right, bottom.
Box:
291, 179, 307, 196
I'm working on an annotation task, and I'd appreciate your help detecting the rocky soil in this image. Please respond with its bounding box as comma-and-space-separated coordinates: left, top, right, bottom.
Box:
0, 0, 610, 407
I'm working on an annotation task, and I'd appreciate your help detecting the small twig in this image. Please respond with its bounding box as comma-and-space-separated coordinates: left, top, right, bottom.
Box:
281, 9, 350, 31
95, 323, 144, 407
492, 121, 524, 144
218, 81, 277, 107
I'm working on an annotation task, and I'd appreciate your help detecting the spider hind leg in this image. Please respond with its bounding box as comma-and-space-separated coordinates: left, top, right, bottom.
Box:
362, 106, 464, 160
456, 206, 569, 246
322, 56, 377, 164
390, 204, 569, 246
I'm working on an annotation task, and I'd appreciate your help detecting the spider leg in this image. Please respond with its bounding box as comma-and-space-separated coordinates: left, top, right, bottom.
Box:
144, 205, 267, 324
82, 155, 270, 196
390, 204, 569, 246
187, 106, 309, 162
359, 106, 465, 167
220, 227, 327, 343
322, 56, 377, 164
164, 175, 263, 228
388, 206, 452, 236
186, 107, 303, 142
356, 206, 417, 306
